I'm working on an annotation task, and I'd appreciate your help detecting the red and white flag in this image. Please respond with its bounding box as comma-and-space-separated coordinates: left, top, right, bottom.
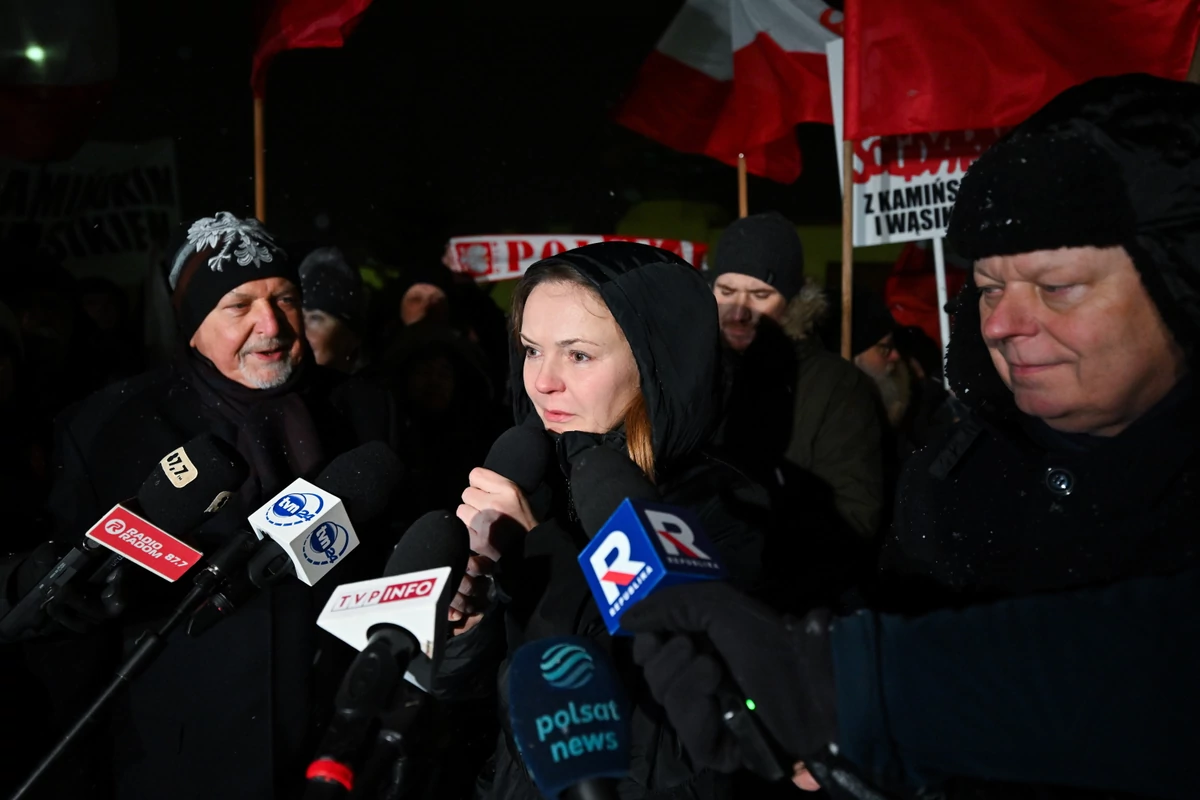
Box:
616, 0, 841, 184
252, 0, 375, 98
0, 0, 118, 162
844, 0, 1200, 141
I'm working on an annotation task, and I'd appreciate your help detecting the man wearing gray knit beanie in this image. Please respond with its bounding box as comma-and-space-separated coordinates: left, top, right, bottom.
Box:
711, 213, 885, 612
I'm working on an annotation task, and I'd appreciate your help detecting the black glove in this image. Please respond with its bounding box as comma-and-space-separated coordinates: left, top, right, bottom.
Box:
12, 543, 121, 636
623, 582, 839, 773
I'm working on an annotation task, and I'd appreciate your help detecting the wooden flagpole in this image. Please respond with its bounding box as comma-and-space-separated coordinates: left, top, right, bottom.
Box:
737, 154, 749, 218
840, 139, 854, 360
254, 96, 267, 223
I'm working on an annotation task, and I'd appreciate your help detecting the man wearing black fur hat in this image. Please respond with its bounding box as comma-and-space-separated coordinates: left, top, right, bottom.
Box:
710, 212, 885, 612
36, 212, 399, 799
874, 73, 1200, 799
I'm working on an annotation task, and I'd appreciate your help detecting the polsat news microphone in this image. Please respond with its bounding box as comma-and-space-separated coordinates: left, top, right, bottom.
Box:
508, 636, 632, 800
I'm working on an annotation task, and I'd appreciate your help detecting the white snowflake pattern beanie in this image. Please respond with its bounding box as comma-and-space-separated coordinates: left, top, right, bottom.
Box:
167, 211, 295, 339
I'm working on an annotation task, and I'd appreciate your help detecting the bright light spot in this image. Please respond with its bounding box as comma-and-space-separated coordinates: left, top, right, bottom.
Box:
745, 698, 757, 712
25, 45, 46, 64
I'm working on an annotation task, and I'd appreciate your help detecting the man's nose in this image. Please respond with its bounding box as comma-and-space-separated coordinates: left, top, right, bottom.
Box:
981, 287, 1039, 342
252, 301, 282, 338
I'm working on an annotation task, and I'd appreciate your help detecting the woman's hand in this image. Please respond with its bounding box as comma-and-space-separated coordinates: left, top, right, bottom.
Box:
448, 554, 493, 635
456, 467, 538, 562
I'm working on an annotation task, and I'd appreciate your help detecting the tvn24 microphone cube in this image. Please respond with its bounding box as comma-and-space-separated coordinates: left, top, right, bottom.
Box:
247, 478, 360, 586
579, 499, 725, 636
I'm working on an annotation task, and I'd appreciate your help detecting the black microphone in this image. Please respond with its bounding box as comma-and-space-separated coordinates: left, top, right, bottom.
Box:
570, 446, 791, 783
306, 511, 470, 798
187, 441, 404, 636
0, 434, 248, 641
245, 441, 405, 587
483, 424, 555, 496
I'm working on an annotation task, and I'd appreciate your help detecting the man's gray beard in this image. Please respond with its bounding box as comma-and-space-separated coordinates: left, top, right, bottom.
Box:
237, 350, 296, 389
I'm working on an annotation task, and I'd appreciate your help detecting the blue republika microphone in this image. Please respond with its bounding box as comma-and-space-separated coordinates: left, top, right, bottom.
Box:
571, 447, 789, 783
573, 452, 725, 636
508, 636, 630, 800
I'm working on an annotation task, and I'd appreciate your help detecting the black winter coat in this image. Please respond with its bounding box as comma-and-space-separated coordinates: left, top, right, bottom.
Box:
875, 294, 1199, 800
434, 243, 770, 800
27, 357, 398, 800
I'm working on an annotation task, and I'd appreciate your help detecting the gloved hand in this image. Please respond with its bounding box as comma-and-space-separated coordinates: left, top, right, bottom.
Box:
623, 582, 839, 774
12, 543, 121, 636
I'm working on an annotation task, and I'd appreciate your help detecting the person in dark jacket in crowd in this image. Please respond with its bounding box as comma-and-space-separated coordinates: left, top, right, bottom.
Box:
30, 212, 399, 800
843, 294, 959, 466
298, 246, 368, 373
373, 318, 509, 513
890, 324, 960, 461
623, 567, 1198, 800
436, 242, 769, 800
871, 74, 1200, 800
710, 212, 884, 611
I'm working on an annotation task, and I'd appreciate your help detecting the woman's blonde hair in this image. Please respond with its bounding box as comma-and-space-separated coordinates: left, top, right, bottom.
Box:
511, 264, 656, 479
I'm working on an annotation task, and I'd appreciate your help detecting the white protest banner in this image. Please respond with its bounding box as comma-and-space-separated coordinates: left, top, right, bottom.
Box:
827, 39, 1004, 247
0, 138, 181, 284
447, 234, 708, 283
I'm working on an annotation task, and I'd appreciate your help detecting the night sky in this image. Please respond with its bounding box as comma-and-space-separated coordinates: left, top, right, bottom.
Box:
92, 0, 842, 264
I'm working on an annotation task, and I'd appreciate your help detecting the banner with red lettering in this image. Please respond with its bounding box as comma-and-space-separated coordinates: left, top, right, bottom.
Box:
446, 235, 708, 283
827, 38, 1002, 247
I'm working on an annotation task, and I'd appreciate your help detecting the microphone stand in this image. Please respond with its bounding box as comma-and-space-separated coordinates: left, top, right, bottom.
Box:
8, 532, 259, 800
303, 627, 422, 800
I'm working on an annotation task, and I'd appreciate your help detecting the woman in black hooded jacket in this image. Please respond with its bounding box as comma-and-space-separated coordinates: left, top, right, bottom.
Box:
434, 242, 769, 800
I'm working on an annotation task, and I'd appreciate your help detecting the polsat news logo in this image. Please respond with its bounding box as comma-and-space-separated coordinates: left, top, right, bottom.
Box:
329, 577, 439, 611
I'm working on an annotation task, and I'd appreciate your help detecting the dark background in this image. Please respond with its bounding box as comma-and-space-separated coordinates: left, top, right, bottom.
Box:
90, 0, 843, 262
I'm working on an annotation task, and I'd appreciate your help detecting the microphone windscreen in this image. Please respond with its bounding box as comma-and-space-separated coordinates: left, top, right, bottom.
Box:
136, 434, 249, 535
569, 447, 658, 539
315, 441, 404, 524
384, 510, 470, 598
508, 636, 630, 796
483, 424, 554, 496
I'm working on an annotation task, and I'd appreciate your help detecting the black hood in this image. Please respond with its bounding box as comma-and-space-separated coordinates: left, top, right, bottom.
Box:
946, 73, 1200, 418
509, 242, 722, 472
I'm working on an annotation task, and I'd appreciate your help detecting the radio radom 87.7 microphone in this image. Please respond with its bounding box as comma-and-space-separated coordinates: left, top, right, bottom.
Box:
508, 635, 631, 800
306, 511, 470, 797
0, 434, 249, 640
570, 447, 790, 783
83, 434, 248, 581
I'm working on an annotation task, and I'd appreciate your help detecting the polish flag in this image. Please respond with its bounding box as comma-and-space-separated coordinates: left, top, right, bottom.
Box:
616, 0, 841, 184
252, 0, 376, 98
0, 0, 118, 162
844, 0, 1200, 140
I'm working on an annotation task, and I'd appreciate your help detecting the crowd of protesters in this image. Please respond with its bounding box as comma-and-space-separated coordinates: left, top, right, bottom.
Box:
0, 73, 1196, 800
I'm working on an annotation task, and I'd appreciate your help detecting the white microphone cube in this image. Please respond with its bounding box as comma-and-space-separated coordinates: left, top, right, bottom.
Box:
248, 478, 360, 586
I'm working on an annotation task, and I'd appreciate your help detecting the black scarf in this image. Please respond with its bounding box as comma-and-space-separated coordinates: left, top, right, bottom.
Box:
176, 347, 325, 505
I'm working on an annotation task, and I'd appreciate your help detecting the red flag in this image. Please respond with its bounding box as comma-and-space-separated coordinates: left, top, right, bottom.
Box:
844, 0, 1200, 141
251, 0, 375, 98
616, 0, 842, 184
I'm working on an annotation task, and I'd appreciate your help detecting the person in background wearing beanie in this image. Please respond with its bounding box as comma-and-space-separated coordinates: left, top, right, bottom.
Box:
37, 212, 399, 799
866, 73, 1200, 799
298, 246, 368, 373
710, 211, 884, 612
